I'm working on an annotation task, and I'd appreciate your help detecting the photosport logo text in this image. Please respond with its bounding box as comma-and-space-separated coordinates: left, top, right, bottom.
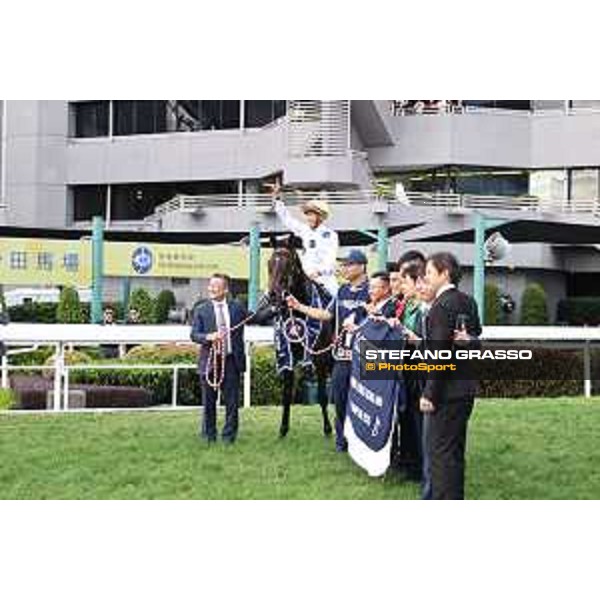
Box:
359, 341, 542, 381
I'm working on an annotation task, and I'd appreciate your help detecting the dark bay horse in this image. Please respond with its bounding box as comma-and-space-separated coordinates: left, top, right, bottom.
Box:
266, 235, 334, 438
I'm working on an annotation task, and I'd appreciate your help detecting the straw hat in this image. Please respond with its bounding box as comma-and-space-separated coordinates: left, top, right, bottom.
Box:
301, 192, 331, 219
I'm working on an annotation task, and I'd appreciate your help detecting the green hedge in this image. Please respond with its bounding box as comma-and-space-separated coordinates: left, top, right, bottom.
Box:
129, 289, 155, 324
70, 344, 201, 406
9, 346, 55, 367
8, 301, 125, 324
67, 344, 288, 406
8, 302, 58, 323
249, 346, 594, 400
250, 346, 283, 406
556, 297, 600, 326
0, 389, 17, 410
154, 290, 177, 324
484, 283, 501, 326
520, 283, 549, 325
477, 347, 593, 398
9, 346, 105, 371
248, 346, 599, 400
10, 341, 590, 405
57, 287, 84, 324
43, 350, 92, 379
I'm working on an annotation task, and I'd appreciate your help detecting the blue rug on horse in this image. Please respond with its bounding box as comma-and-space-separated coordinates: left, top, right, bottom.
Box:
274, 283, 333, 374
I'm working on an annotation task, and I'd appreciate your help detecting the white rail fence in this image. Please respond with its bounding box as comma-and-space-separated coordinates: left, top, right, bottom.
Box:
1, 324, 272, 412
153, 190, 600, 219
1, 324, 600, 412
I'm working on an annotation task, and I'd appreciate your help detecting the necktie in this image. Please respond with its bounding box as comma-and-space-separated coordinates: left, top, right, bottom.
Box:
395, 298, 407, 319
216, 302, 232, 355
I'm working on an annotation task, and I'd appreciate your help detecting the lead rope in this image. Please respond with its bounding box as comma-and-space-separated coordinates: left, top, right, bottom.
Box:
203, 294, 270, 390
282, 305, 375, 357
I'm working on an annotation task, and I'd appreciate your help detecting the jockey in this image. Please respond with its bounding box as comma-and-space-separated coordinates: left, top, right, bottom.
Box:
268, 181, 339, 297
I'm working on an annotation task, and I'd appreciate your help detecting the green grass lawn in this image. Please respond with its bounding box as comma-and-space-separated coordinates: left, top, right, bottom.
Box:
0, 398, 599, 499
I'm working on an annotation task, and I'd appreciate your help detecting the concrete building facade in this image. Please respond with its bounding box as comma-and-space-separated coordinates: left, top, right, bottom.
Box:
2, 100, 600, 317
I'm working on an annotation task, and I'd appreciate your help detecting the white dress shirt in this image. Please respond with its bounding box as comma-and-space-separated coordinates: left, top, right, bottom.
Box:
375, 296, 394, 313
435, 283, 456, 300
212, 299, 232, 354
274, 200, 339, 296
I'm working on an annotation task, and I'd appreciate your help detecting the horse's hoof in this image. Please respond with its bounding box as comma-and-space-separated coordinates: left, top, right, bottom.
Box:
323, 424, 333, 437
279, 427, 289, 439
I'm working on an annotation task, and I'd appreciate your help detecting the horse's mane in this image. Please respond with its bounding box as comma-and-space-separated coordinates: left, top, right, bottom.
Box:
270, 234, 310, 301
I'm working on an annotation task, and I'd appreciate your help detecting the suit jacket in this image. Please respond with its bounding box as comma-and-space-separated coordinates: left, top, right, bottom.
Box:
190, 298, 249, 374
0, 310, 8, 357
423, 287, 482, 405
377, 296, 398, 319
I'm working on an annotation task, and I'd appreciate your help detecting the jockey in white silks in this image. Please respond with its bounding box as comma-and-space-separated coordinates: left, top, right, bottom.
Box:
269, 184, 339, 297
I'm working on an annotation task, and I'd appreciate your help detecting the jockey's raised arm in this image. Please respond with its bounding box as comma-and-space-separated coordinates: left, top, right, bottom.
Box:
268, 181, 339, 297
274, 200, 312, 238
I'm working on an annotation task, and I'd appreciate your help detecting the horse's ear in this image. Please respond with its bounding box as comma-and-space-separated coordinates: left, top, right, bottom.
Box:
289, 234, 302, 250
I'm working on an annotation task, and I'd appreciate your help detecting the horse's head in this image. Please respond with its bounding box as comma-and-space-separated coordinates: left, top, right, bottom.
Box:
267, 234, 304, 308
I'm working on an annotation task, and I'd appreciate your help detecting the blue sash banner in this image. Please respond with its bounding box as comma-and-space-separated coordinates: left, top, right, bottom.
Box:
344, 319, 405, 477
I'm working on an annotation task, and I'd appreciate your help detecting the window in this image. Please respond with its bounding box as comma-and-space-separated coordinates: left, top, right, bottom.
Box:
463, 100, 531, 111
532, 100, 567, 112
10, 252, 27, 270
195, 101, 240, 130
110, 180, 237, 221
37, 252, 53, 271
569, 100, 600, 111
63, 253, 80, 272
168, 101, 201, 131
245, 101, 286, 128
71, 100, 288, 136
72, 101, 109, 137
529, 170, 568, 201
456, 170, 529, 196
72, 185, 107, 221
114, 101, 167, 136
221, 101, 241, 129
571, 169, 599, 200
165, 101, 240, 131
113, 101, 240, 135
396, 168, 529, 196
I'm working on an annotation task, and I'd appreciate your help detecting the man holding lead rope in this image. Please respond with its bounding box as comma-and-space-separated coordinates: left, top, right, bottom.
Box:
190, 273, 251, 445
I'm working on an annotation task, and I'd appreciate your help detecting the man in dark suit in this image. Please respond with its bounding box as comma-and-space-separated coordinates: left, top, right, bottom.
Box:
190, 273, 249, 444
0, 302, 8, 359
420, 252, 482, 500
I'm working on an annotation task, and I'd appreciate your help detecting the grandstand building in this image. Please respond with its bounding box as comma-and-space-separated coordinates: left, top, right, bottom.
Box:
2, 99, 600, 319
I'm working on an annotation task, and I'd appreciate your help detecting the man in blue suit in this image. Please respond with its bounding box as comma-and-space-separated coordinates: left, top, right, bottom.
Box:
190, 273, 249, 444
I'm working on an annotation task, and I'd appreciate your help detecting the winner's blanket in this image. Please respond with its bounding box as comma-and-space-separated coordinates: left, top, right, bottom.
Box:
274, 283, 332, 374
344, 319, 405, 477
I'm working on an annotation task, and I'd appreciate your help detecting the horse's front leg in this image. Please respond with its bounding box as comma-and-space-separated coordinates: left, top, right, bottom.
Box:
280, 369, 293, 438
316, 364, 332, 437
